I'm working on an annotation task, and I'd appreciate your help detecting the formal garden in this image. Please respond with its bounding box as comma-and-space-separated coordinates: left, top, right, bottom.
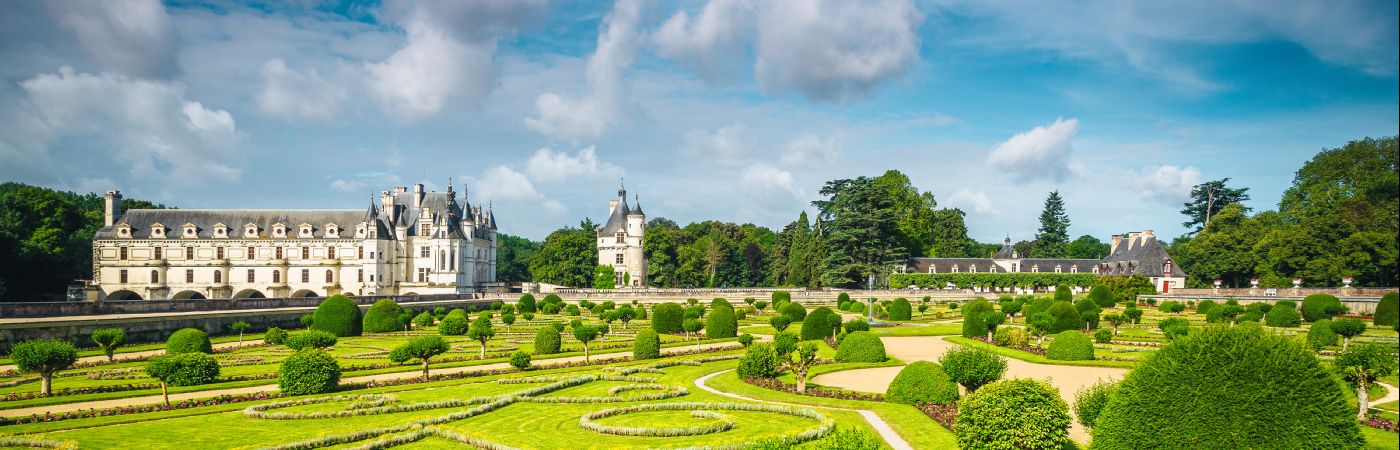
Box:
1, 289, 1397, 449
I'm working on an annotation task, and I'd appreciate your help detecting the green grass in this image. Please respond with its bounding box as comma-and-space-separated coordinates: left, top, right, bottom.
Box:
871, 323, 962, 336
1363, 425, 1400, 450
945, 337, 1139, 369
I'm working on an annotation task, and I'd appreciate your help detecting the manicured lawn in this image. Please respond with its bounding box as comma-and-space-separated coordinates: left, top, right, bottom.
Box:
945, 336, 1139, 368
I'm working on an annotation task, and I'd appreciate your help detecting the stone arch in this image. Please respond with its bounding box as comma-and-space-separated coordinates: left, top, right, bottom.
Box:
171, 290, 206, 300
291, 289, 320, 298
107, 290, 142, 300
233, 289, 266, 299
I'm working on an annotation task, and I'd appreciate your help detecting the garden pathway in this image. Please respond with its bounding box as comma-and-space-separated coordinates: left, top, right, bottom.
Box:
0, 341, 256, 373
694, 369, 914, 450
0, 341, 742, 418
810, 336, 1129, 444
1371, 382, 1399, 408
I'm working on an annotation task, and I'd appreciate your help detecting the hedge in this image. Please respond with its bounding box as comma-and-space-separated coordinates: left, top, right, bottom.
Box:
285, 330, 338, 350
1373, 292, 1398, 327
738, 343, 779, 378
1046, 301, 1082, 333
362, 299, 404, 333
312, 295, 363, 337
835, 331, 886, 363
1086, 285, 1116, 308
1046, 331, 1094, 361
534, 326, 562, 355
801, 307, 841, 341
1264, 304, 1303, 327
1090, 326, 1362, 449
166, 328, 212, 354
705, 306, 738, 339
890, 273, 1097, 289
1301, 294, 1342, 322
1305, 319, 1338, 350
844, 318, 870, 333
278, 349, 341, 395
652, 303, 684, 334
633, 329, 661, 360
955, 378, 1071, 450
781, 302, 808, 322
885, 361, 959, 405
887, 298, 912, 321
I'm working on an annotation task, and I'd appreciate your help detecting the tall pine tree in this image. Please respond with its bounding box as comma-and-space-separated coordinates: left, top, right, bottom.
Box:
1181, 178, 1250, 233
1030, 191, 1070, 258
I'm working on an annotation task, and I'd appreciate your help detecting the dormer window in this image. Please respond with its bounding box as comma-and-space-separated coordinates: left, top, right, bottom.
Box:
182, 223, 198, 238
298, 223, 314, 238
245, 223, 260, 238
272, 223, 287, 238
968, 265, 977, 273
420, 224, 431, 236
213, 223, 228, 238
150, 223, 167, 239
951, 265, 959, 273
1163, 261, 1173, 275
117, 224, 131, 238
355, 224, 367, 238
1071, 265, 1079, 274
615, 232, 625, 243
1031, 265, 1039, 273
325, 224, 340, 238
1093, 266, 1100, 275
1054, 265, 1062, 273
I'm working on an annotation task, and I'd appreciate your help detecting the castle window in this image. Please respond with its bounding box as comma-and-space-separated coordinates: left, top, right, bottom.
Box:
615, 253, 624, 264
120, 247, 128, 260
185, 270, 194, 283
301, 246, 309, 260
420, 224, 431, 235
301, 269, 309, 283
357, 269, 364, 283
246, 225, 258, 237
120, 269, 128, 284
615, 232, 625, 243
272, 224, 286, 238
439, 251, 446, 269
151, 224, 166, 238
214, 225, 227, 237
299, 225, 313, 238
325, 270, 333, 283
1093, 266, 1100, 275
275, 247, 283, 259
450, 248, 456, 271
185, 246, 195, 260
417, 268, 428, 282
247, 270, 255, 283
151, 270, 158, 283
928, 265, 936, 274
420, 246, 430, 258
273, 270, 280, 283
328, 247, 336, 259
325, 225, 338, 238
358, 247, 364, 259
247, 247, 255, 260
118, 226, 130, 237
214, 270, 222, 283
216, 247, 224, 260
1163, 262, 1173, 275
183, 225, 196, 237
153, 247, 161, 260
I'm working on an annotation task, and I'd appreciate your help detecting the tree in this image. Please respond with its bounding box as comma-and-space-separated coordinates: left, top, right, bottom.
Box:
1068, 235, 1110, 259
1334, 343, 1398, 420
812, 176, 910, 288
593, 264, 615, 289
769, 315, 791, 332
1030, 191, 1071, 258
501, 312, 517, 332
467, 315, 495, 359
229, 321, 251, 345
1027, 313, 1054, 346
683, 318, 704, 348
1103, 313, 1127, 335
496, 234, 541, 282
11, 339, 77, 395
780, 341, 822, 394
145, 354, 219, 406
613, 305, 636, 329
91, 328, 126, 362
529, 220, 599, 287
1181, 178, 1251, 233
939, 346, 1007, 392
1329, 318, 1367, 351
572, 324, 601, 362
389, 336, 450, 378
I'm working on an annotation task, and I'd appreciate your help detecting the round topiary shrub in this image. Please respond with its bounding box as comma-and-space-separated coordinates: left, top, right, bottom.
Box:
166, 328, 212, 354
438, 315, 469, 336
1046, 301, 1083, 333
955, 378, 1071, 450
153, 353, 221, 386
278, 349, 341, 395
844, 318, 870, 333
361, 299, 404, 333
1075, 299, 1102, 329
1093, 328, 1112, 344
737, 343, 778, 378
940, 346, 1008, 392
534, 326, 561, 355
1046, 331, 1094, 361
263, 327, 288, 345
737, 334, 754, 347
1090, 326, 1362, 449
801, 307, 840, 341
773, 290, 792, 304
781, 302, 807, 322
705, 306, 738, 339
887, 298, 912, 321
961, 298, 995, 338
412, 311, 435, 328
886, 361, 959, 405
509, 350, 531, 370
633, 329, 661, 360
1265, 303, 1303, 327
1375, 292, 1398, 327
1195, 299, 1217, 316
311, 295, 363, 337
651, 302, 684, 334
517, 294, 537, 313
835, 331, 886, 363
1301, 294, 1342, 322
1086, 285, 1117, 308
1305, 319, 1338, 350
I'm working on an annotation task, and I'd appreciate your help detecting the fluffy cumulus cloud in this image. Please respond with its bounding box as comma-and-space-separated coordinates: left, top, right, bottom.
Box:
468, 166, 567, 215
987, 117, 1078, 182
7, 67, 241, 184
679, 124, 754, 165
43, 0, 178, 78
526, 146, 624, 182
525, 0, 643, 141
652, 0, 756, 82
740, 163, 804, 202
1129, 164, 1201, 203
946, 188, 997, 214
256, 59, 347, 122
779, 133, 841, 167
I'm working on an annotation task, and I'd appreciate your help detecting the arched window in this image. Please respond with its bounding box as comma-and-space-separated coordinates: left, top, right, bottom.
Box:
214, 270, 222, 283
1163, 261, 1173, 275
272, 270, 280, 283
325, 270, 333, 283
151, 270, 159, 283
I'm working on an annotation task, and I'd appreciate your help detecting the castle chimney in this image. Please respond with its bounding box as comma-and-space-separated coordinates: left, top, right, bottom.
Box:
1142, 229, 1154, 240
412, 183, 424, 208
609, 198, 619, 215
104, 190, 122, 227
1109, 234, 1122, 254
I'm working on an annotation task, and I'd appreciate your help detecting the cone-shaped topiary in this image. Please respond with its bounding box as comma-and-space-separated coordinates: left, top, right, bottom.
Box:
1375, 292, 1398, 327
1090, 326, 1361, 449
165, 328, 212, 354
886, 361, 959, 405
651, 302, 684, 334
361, 299, 404, 333
311, 294, 363, 337
533, 326, 561, 355
1046, 330, 1094, 361
835, 331, 886, 362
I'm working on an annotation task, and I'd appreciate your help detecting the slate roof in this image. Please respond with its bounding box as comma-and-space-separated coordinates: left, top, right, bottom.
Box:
95, 209, 365, 239
906, 258, 1001, 273
1016, 258, 1099, 273
599, 188, 632, 236
1101, 233, 1184, 277
992, 237, 1016, 259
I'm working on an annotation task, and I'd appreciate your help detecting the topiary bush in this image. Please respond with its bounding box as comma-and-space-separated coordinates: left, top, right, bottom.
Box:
438, 315, 469, 336
834, 331, 886, 363
651, 302, 684, 334
1265, 303, 1303, 327
773, 290, 792, 304
1305, 319, 1338, 350
1075, 299, 1102, 329
509, 350, 532, 370
961, 298, 995, 338
277, 349, 341, 395
887, 298, 912, 321
885, 361, 959, 405
1054, 285, 1072, 302
737, 334, 754, 347
1157, 317, 1191, 340
150, 353, 221, 386
705, 306, 738, 339
1046, 301, 1083, 333
801, 307, 840, 341
1090, 326, 1362, 449
1046, 331, 1094, 361
1086, 285, 1117, 308
737, 343, 778, 378
263, 327, 288, 345
1023, 297, 1055, 317
993, 327, 1029, 347
1093, 328, 1112, 344
1195, 299, 1217, 316
361, 299, 404, 333
311, 295, 363, 337
781, 302, 807, 322
533, 326, 562, 355
412, 311, 434, 328
844, 318, 870, 333
10, 339, 78, 395
939, 346, 1007, 392
1301, 294, 1342, 322
517, 294, 537, 313
166, 328, 212, 354
955, 378, 1071, 450
1073, 379, 1118, 430
1375, 292, 1398, 327
284, 330, 338, 350
633, 329, 661, 360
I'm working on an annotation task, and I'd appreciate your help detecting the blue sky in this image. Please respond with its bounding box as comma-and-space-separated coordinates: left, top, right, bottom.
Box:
1, 0, 1396, 243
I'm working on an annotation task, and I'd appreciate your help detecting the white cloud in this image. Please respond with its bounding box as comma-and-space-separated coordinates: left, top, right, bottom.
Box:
1129, 164, 1201, 204
524, 0, 643, 141
329, 179, 368, 193
256, 59, 347, 122
652, 0, 756, 82
13, 67, 241, 184
754, 0, 922, 102
779, 133, 841, 167
468, 166, 567, 215
44, 0, 177, 78
987, 117, 1078, 182
680, 124, 754, 166
946, 188, 997, 215
526, 146, 624, 182
740, 163, 804, 202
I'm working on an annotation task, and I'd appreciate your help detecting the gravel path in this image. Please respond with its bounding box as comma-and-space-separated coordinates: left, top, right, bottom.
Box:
810, 335, 1128, 444
694, 370, 913, 450
1371, 382, 1400, 408
0, 341, 740, 418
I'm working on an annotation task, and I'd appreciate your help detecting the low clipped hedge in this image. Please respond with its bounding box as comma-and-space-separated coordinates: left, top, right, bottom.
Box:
844, 318, 870, 333
1090, 326, 1362, 449
1046, 331, 1094, 361
1375, 292, 1398, 327
361, 299, 404, 333
652, 303, 684, 334
955, 378, 1071, 450
801, 307, 841, 341
311, 295, 363, 337
284, 330, 338, 350
278, 349, 341, 395
534, 326, 562, 355
633, 329, 661, 360
166, 328, 212, 354
835, 331, 886, 363
885, 361, 959, 405
705, 306, 738, 339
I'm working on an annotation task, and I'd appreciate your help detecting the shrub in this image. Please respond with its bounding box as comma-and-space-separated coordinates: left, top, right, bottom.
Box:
737, 334, 754, 347
1073, 379, 1118, 430
1046, 301, 1082, 333
1195, 299, 1217, 316
278, 349, 341, 395
90, 328, 126, 362
1301, 294, 1343, 322
773, 290, 791, 304
389, 336, 449, 377
529, 326, 562, 355
298, 314, 314, 328
263, 327, 288, 345
737, 343, 779, 378
1157, 317, 1190, 340
284, 330, 338, 350
467, 315, 496, 358
1265, 304, 1303, 327
769, 315, 792, 332
517, 294, 537, 313
1023, 298, 1055, 317
955, 378, 1071, 450
1375, 292, 1398, 327
1054, 285, 1072, 302
543, 293, 562, 306
1086, 285, 1116, 308
1046, 331, 1094, 361
412, 311, 434, 328
311, 295, 363, 337
939, 346, 1007, 392
632, 329, 662, 360
509, 350, 532, 370
10, 339, 78, 395
886, 361, 959, 405
801, 307, 841, 340
540, 302, 561, 314
651, 302, 684, 333
149, 353, 221, 387
705, 306, 738, 339
836, 292, 850, 305
166, 328, 212, 354
1122, 307, 1142, 324
1075, 299, 1102, 329
835, 331, 886, 363
887, 298, 912, 321
1206, 304, 1244, 324
781, 302, 807, 322
1090, 326, 1362, 449
1305, 319, 1338, 350
961, 298, 995, 338
360, 299, 404, 333
1093, 328, 1112, 344
565, 304, 581, 316
1158, 300, 1181, 314
438, 315, 469, 336
993, 327, 1029, 347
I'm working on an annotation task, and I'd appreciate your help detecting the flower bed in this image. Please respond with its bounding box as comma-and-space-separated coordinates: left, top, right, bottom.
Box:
914, 402, 957, 430
1365, 414, 1399, 433
742, 377, 884, 402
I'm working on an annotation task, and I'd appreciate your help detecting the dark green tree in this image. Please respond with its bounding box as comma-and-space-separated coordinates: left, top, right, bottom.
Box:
813, 176, 909, 288
1181, 178, 1251, 233
1068, 235, 1110, 259
528, 220, 598, 287
495, 234, 540, 282
1030, 191, 1070, 258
